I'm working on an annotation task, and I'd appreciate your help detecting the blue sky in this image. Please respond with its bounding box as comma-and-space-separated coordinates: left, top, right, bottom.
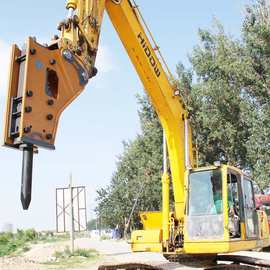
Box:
0, 0, 249, 231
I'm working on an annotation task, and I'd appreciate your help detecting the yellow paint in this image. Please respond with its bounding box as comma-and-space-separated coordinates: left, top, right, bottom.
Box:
258, 210, 270, 239
222, 166, 230, 242
229, 239, 269, 252
139, 212, 162, 230
131, 229, 163, 252
184, 241, 228, 254
131, 242, 163, 253
66, 0, 78, 10
240, 222, 246, 240
162, 172, 170, 244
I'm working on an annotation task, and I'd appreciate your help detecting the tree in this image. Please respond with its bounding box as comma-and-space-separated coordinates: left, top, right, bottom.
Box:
86, 219, 97, 231
242, 0, 270, 185
95, 96, 163, 232
177, 0, 270, 187
185, 23, 251, 167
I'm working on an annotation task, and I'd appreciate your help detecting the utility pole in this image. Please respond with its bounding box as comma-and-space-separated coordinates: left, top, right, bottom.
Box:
69, 173, 75, 253
124, 181, 144, 239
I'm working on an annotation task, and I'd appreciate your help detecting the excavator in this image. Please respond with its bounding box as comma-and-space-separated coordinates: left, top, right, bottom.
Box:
2, 0, 270, 267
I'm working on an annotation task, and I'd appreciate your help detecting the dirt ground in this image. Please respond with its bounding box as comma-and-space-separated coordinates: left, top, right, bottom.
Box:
0, 238, 269, 270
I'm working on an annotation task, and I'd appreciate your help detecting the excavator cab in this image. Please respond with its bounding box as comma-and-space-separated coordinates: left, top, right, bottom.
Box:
186, 167, 224, 243
184, 165, 269, 254
131, 165, 270, 254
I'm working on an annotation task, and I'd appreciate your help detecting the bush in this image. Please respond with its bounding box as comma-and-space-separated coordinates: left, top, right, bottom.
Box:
0, 229, 37, 257
53, 247, 98, 260
16, 229, 25, 240
100, 235, 111, 241
24, 229, 37, 241
0, 233, 13, 244
73, 248, 97, 258
0, 240, 18, 257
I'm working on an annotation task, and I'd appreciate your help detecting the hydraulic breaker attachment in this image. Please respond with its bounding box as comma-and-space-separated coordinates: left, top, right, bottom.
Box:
3, 37, 88, 150
3, 37, 91, 209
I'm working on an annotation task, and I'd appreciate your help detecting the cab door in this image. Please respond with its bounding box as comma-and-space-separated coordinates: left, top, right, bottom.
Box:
242, 177, 258, 239
227, 171, 243, 238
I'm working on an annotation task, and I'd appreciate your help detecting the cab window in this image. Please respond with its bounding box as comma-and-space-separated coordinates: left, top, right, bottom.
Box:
188, 169, 223, 216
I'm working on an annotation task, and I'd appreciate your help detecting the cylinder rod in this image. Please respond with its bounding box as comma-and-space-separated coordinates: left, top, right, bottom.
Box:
163, 130, 167, 173
162, 130, 170, 248
21, 145, 34, 210
184, 118, 191, 169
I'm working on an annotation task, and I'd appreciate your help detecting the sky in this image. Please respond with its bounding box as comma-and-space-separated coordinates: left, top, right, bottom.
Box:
0, 0, 250, 231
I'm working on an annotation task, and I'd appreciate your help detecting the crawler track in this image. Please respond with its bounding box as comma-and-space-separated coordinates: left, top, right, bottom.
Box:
98, 255, 270, 270
205, 265, 256, 269
215, 254, 270, 269
98, 263, 162, 270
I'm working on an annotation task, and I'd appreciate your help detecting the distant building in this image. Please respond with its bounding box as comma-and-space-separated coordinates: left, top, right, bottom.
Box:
90, 229, 113, 239
1, 223, 13, 233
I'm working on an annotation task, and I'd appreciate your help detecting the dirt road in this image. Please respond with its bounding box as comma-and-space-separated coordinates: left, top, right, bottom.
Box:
0, 238, 197, 270
0, 238, 269, 270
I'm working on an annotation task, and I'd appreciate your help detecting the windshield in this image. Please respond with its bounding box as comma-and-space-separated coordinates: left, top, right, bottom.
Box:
188, 169, 223, 216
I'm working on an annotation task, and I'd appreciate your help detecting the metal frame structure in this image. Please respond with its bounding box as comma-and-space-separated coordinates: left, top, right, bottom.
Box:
56, 185, 87, 233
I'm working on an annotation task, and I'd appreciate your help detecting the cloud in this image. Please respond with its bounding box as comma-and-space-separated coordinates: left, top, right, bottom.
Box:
95, 45, 116, 73
0, 40, 10, 98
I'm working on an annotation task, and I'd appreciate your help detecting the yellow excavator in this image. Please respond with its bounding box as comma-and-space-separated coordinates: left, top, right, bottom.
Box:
2, 0, 270, 264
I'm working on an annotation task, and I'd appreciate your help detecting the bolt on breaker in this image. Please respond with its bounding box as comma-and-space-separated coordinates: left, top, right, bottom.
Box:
3, 37, 88, 209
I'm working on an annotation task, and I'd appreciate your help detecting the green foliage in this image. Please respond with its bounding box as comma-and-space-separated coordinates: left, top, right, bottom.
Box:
100, 235, 111, 241
0, 230, 70, 257
0, 232, 12, 245
87, 219, 97, 231
23, 229, 38, 241
0, 229, 39, 257
177, 0, 270, 187
86, 219, 107, 231
73, 248, 98, 258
